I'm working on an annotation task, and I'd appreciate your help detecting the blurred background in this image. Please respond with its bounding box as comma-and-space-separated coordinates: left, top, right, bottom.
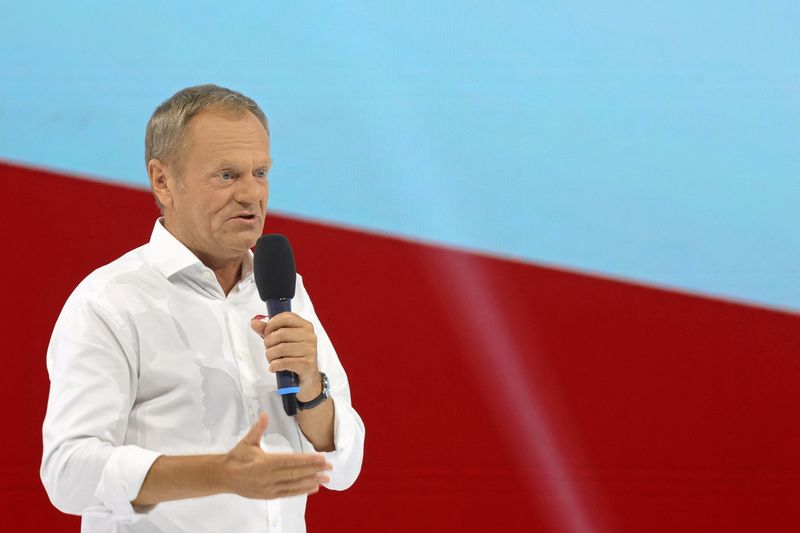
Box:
1, 2, 798, 532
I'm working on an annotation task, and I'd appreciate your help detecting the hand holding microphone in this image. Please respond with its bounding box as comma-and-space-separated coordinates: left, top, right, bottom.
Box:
253, 235, 325, 417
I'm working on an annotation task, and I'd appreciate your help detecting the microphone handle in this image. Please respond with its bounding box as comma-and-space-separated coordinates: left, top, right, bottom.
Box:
266, 298, 299, 417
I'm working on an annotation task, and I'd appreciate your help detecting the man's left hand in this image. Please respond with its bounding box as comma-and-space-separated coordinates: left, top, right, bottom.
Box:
250, 313, 322, 401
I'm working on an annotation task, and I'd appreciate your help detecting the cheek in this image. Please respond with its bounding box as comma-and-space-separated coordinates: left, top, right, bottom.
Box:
209, 193, 235, 220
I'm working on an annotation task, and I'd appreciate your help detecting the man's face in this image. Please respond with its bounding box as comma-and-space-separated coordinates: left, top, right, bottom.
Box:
164, 109, 271, 264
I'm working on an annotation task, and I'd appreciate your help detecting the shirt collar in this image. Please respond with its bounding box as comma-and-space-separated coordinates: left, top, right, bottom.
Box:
145, 218, 255, 282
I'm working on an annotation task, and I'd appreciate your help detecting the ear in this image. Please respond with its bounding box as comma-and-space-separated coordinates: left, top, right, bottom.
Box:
148, 159, 176, 209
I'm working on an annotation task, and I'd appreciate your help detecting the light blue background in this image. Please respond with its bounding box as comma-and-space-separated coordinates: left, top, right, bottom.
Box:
2, 2, 798, 311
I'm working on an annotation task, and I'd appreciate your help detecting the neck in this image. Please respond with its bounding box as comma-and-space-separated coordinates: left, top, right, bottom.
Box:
161, 217, 246, 296
201, 255, 244, 296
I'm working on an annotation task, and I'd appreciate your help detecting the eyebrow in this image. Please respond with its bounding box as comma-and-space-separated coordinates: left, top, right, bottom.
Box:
211, 159, 273, 170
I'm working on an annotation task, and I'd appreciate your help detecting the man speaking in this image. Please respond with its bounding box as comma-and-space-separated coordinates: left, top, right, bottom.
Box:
40, 84, 365, 532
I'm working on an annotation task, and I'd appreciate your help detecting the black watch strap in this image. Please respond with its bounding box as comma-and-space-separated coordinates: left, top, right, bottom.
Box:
297, 372, 329, 410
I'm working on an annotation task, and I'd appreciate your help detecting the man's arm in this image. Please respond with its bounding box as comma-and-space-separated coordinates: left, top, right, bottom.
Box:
250, 274, 365, 489
131, 413, 330, 507
251, 313, 336, 452
295, 371, 336, 451
42, 293, 147, 517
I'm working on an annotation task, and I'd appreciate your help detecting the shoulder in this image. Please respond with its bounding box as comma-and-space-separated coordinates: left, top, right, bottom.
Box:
64, 244, 155, 314
48, 246, 154, 373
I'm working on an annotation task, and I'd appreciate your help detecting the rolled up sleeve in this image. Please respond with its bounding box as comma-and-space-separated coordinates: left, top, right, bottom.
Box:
40, 289, 161, 523
322, 395, 366, 490
94, 445, 162, 520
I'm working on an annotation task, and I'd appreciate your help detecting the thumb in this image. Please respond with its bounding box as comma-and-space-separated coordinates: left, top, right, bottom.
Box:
241, 412, 269, 446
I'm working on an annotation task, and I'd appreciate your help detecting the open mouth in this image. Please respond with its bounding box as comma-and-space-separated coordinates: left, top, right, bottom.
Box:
234, 214, 257, 221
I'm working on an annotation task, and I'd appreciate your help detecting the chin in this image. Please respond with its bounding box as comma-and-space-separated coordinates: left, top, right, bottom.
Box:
234, 235, 260, 252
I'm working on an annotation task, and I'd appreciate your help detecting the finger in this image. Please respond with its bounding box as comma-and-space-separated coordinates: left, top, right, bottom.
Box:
274, 479, 324, 499
274, 471, 331, 488
250, 316, 268, 338
265, 343, 313, 364
276, 461, 333, 478
269, 453, 329, 472
276, 480, 328, 499
268, 471, 329, 491
264, 313, 312, 336
263, 459, 330, 486
268, 357, 314, 375
264, 327, 314, 349
240, 412, 269, 445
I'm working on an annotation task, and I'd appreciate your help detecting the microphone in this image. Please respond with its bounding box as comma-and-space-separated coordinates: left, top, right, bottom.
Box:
253, 234, 300, 417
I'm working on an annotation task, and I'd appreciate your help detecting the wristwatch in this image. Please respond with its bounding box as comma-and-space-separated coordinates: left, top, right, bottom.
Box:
296, 372, 329, 410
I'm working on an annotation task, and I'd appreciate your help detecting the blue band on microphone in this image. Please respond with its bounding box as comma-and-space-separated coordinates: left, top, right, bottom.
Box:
277, 386, 301, 395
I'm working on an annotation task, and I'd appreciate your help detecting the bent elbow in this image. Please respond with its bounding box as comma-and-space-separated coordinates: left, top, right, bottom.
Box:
40, 464, 84, 516
40, 444, 107, 516
323, 444, 365, 492
324, 473, 359, 491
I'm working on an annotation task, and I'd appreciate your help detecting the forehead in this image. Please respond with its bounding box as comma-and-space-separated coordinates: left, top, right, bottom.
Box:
182, 109, 270, 164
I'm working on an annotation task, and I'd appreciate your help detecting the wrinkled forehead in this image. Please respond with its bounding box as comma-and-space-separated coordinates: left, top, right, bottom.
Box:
178, 109, 270, 168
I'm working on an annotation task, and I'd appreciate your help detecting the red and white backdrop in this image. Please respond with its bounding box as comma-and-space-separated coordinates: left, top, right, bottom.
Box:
1, 2, 798, 531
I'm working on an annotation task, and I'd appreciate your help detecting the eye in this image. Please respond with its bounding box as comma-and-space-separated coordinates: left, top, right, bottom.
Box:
254, 168, 269, 180
218, 171, 235, 181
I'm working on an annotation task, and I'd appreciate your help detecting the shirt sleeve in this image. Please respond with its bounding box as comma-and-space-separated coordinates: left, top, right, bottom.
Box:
293, 275, 366, 490
40, 287, 162, 523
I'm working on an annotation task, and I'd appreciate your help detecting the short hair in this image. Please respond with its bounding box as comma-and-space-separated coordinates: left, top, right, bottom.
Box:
145, 84, 269, 210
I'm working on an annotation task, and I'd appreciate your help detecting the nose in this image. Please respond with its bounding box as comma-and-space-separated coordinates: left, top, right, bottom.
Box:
234, 172, 268, 206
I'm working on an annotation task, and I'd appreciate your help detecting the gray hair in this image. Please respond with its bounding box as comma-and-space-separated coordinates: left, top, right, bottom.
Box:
145, 84, 269, 210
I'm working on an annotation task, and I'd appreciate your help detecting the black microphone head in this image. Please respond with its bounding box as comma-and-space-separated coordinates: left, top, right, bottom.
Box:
253, 234, 296, 302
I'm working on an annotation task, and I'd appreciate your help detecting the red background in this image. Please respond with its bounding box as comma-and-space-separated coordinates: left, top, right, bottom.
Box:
2, 161, 798, 531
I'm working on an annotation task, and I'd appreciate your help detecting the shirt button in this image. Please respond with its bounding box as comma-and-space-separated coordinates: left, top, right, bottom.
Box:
271, 518, 279, 528
236, 351, 246, 360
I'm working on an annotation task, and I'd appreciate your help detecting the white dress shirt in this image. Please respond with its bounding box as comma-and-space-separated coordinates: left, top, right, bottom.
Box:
40, 219, 365, 533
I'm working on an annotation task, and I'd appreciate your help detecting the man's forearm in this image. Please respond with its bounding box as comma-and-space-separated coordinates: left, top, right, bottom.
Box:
131, 454, 227, 508
131, 417, 332, 509
296, 397, 335, 452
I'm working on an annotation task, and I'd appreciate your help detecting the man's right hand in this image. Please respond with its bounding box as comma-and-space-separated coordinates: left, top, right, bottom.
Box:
132, 412, 330, 508
223, 412, 332, 500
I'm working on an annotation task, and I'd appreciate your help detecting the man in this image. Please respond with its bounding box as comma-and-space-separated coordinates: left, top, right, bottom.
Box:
40, 84, 365, 532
